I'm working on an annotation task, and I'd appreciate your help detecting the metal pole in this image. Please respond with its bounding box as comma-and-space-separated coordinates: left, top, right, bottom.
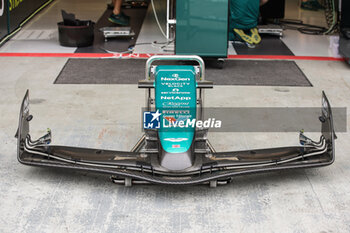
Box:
145, 55, 205, 81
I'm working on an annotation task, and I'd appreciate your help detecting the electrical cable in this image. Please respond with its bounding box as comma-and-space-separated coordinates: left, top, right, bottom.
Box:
150, 0, 169, 40
279, 18, 330, 35
276, 0, 338, 35
323, 0, 337, 34
278, 19, 330, 35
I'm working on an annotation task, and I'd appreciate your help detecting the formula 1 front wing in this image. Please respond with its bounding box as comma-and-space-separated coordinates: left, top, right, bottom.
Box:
16, 90, 336, 186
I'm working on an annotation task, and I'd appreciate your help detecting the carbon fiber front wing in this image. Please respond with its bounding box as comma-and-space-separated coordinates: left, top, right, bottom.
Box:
16, 90, 336, 186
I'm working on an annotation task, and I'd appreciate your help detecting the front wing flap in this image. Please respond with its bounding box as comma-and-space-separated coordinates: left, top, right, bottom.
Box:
16, 90, 335, 185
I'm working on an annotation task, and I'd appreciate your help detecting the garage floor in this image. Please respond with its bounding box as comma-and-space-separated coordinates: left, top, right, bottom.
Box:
1, 0, 350, 233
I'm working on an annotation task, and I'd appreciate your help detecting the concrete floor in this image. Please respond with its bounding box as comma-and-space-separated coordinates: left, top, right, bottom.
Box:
1, 57, 350, 233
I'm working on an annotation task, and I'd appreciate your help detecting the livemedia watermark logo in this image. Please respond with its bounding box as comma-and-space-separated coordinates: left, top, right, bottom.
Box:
142, 107, 347, 132
143, 109, 222, 130
143, 110, 161, 129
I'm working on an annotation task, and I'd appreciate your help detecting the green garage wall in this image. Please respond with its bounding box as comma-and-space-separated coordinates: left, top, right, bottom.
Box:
0, 0, 52, 41
0, 0, 8, 40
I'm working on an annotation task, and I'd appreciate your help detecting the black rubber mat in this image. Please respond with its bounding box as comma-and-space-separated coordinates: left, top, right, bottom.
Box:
232, 35, 294, 56
75, 6, 147, 53
55, 59, 311, 86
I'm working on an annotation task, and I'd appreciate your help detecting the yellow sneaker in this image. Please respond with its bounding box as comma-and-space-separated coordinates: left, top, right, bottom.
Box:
250, 28, 261, 44
233, 29, 254, 45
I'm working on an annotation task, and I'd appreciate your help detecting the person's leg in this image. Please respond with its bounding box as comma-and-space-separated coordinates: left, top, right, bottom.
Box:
113, 0, 122, 15
230, 0, 260, 30
108, 0, 130, 25
229, 0, 261, 44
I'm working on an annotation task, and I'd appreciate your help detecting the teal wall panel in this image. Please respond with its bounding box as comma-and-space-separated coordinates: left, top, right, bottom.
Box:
175, 0, 229, 57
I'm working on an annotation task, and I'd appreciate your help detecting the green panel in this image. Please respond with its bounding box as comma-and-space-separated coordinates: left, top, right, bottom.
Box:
176, 0, 228, 57
155, 65, 197, 153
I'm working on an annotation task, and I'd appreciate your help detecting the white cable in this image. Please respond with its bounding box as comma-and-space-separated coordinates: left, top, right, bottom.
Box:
99, 46, 133, 54
151, 0, 169, 40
